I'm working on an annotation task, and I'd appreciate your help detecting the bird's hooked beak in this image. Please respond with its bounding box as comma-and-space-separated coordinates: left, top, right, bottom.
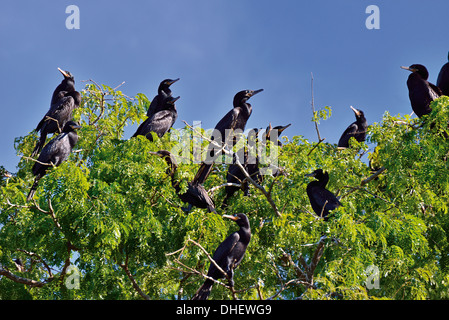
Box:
247, 89, 264, 98
350, 106, 361, 117
167, 78, 180, 86
401, 66, 418, 73
169, 96, 180, 104
305, 172, 317, 178
58, 67, 70, 78
70, 124, 82, 130
278, 123, 292, 134
222, 214, 240, 221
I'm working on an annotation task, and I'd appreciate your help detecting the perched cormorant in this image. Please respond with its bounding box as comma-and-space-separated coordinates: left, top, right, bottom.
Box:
437, 52, 449, 96
265, 123, 291, 146
32, 68, 81, 157
192, 213, 251, 300
27, 121, 81, 201
150, 150, 217, 213
147, 78, 180, 118
194, 89, 263, 185
132, 96, 179, 141
401, 64, 442, 118
222, 129, 262, 208
337, 106, 368, 148
305, 169, 341, 221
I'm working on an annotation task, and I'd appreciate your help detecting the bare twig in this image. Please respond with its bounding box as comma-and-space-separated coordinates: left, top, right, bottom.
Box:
21, 156, 55, 167
119, 254, 150, 300
361, 166, 386, 186
208, 182, 242, 195
308, 72, 325, 156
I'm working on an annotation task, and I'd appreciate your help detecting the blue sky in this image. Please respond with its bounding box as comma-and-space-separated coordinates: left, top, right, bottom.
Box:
1, 0, 448, 172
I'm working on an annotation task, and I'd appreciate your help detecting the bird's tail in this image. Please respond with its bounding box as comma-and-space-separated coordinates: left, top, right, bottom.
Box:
192, 280, 214, 300
31, 133, 47, 158
193, 162, 213, 185
26, 177, 40, 202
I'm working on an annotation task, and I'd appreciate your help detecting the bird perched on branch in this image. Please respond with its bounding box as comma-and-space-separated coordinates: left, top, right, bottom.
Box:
27, 121, 81, 201
305, 169, 341, 221
147, 78, 180, 118
32, 68, 81, 157
150, 150, 217, 213
437, 52, 449, 96
132, 96, 179, 141
221, 128, 262, 208
192, 213, 251, 300
338, 106, 367, 148
401, 64, 442, 118
194, 89, 263, 185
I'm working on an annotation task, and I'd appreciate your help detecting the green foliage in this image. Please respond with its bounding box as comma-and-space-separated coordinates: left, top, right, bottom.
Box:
1, 82, 449, 300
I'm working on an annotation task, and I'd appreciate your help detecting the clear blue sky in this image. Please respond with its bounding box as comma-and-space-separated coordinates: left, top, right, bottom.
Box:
1, 0, 448, 172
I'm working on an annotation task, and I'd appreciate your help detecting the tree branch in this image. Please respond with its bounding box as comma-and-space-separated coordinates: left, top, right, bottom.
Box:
119, 254, 150, 300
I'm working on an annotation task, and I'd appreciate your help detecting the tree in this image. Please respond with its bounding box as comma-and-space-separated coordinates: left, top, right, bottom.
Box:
1, 79, 449, 300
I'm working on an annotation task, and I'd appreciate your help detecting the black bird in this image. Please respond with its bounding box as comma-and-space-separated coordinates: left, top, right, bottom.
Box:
194, 89, 263, 185
222, 129, 262, 208
32, 68, 81, 157
437, 52, 449, 96
305, 169, 341, 221
132, 96, 179, 141
401, 64, 442, 118
150, 150, 217, 213
27, 121, 81, 201
147, 78, 180, 118
264, 123, 291, 147
338, 106, 368, 148
192, 213, 251, 300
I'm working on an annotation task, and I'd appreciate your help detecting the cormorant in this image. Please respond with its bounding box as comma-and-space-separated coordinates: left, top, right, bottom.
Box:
27, 121, 81, 201
437, 52, 449, 96
337, 106, 367, 148
265, 123, 291, 146
132, 96, 179, 141
32, 68, 81, 157
194, 89, 263, 185
147, 78, 180, 118
150, 150, 217, 213
305, 169, 341, 221
192, 213, 251, 300
222, 129, 262, 208
401, 64, 442, 118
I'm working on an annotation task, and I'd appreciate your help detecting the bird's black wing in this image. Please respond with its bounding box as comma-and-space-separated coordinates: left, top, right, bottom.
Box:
36, 96, 75, 133
214, 108, 239, 141
208, 232, 240, 278
338, 122, 358, 147
310, 186, 341, 211
428, 81, 443, 99
146, 110, 175, 137
437, 64, 449, 95
147, 95, 160, 118
32, 133, 71, 176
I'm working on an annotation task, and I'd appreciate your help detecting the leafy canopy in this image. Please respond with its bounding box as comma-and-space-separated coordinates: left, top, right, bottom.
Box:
1, 81, 449, 300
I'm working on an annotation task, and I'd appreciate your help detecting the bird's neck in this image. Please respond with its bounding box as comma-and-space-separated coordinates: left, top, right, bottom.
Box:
236, 102, 252, 117
238, 227, 251, 245
67, 132, 79, 149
